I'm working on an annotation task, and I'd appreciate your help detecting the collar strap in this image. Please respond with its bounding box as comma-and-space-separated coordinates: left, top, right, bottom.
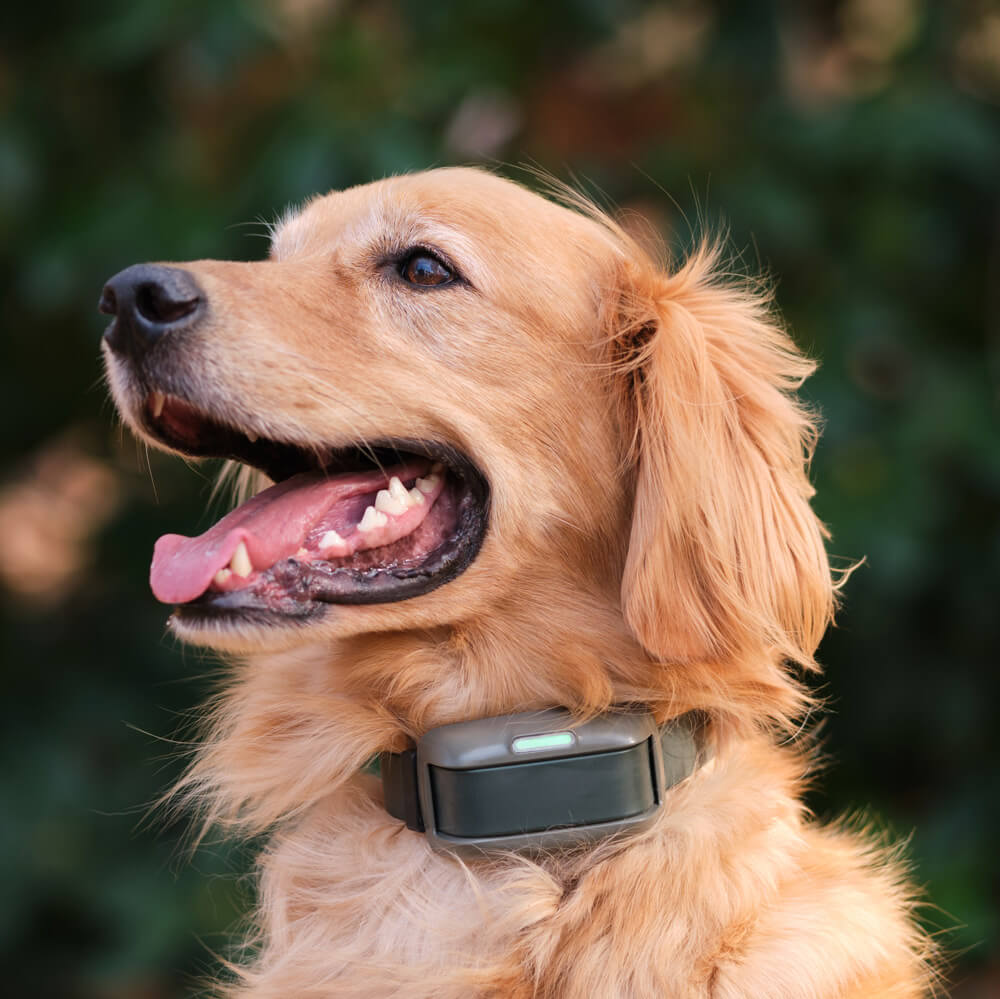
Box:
380, 708, 705, 855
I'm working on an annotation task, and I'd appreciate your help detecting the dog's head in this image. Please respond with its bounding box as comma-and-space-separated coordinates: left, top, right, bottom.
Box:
101, 167, 833, 727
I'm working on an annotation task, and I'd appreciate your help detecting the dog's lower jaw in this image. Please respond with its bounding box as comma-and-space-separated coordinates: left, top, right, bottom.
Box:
223, 739, 932, 999
166, 605, 324, 653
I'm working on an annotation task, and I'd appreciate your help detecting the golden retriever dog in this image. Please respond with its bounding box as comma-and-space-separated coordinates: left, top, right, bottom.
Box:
100, 167, 935, 998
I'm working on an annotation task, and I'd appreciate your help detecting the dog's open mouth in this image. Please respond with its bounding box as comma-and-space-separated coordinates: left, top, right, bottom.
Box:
142, 392, 490, 623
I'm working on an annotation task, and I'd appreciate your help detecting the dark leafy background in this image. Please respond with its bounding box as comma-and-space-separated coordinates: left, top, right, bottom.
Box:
1, 1, 998, 996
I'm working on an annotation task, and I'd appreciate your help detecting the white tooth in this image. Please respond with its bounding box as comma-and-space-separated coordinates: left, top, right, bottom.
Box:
374, 488, 408, 516
388, 476, 410, 503
319, 530, 345, 549
213, 568, 232, 587
358, 505, 388, 532
150, 392, 166, 418
245, 430, 259, 443
408, 487, 425, 506
416, 473, 440, 494
229, 540, 252, 578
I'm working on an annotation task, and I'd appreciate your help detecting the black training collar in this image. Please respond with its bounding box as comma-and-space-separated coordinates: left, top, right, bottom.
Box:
380, 708, 706, 855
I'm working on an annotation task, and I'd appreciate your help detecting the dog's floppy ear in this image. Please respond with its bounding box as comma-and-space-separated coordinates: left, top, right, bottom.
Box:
614, 242, 834, 670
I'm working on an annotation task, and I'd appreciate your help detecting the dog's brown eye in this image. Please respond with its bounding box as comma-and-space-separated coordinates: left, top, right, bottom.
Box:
401, 253, 453, 287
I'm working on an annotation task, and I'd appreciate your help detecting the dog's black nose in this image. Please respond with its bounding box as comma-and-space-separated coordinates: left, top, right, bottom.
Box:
99, 264, 204, 362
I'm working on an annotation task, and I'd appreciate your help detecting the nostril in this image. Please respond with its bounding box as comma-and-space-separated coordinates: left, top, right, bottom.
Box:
134, 282, 201, 326
98, 286, 118, 316
100, 264, 204, 361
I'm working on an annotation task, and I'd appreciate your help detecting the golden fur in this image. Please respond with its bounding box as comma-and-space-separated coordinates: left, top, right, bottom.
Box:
106, 167, 936, 996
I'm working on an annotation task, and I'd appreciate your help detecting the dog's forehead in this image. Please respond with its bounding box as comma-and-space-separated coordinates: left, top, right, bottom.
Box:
269, 168, 608, 270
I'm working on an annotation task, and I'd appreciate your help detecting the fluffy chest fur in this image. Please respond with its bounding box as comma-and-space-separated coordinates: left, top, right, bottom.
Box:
234, 743, 927, 998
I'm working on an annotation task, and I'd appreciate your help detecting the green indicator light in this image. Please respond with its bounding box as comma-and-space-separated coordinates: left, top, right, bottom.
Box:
511, 731, 576, 754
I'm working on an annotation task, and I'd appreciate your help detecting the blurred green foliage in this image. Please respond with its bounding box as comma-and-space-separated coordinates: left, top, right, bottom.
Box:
1, 1, 998, 996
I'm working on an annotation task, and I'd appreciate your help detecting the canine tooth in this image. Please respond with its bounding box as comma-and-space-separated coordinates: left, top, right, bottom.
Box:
358, 505, 388, 532
150, 392, 166, 418
416, 473, 440, 494
388, 476, 410, 503
213, 568, 232, 586
245, 430, 258, 443
408, 487, 425, 505
374, 488, 408, 516
230, 541, 252, 578
319, 530, 344, 549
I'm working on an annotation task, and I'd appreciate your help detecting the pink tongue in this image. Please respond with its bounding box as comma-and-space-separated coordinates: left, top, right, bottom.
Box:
150, 464, 420, 604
